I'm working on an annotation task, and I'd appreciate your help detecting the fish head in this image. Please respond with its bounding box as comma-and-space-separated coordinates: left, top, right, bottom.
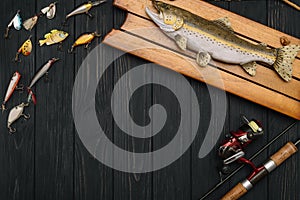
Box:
146, 1, 184, 32
58, 31, 69, 39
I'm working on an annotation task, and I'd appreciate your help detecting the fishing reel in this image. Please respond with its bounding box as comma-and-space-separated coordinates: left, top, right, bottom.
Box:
218, 115, 263, 175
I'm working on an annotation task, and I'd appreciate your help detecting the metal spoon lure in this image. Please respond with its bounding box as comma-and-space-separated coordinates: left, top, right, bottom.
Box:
23, 13, 40, 31
14, 35, 32, 62
41, 2, 57, 20
5, 10, 22, 39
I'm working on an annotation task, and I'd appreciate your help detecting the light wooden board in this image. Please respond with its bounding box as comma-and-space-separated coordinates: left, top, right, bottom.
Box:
103, 0, 300, 119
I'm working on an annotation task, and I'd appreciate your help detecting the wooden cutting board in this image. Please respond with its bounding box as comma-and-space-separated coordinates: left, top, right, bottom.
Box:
103, 0, 300, 119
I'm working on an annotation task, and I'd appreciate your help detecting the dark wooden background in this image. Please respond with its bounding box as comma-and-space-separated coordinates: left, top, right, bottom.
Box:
0, 0, 299, 200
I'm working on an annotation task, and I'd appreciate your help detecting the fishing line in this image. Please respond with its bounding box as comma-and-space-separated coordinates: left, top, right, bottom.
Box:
199, 120, 298, 200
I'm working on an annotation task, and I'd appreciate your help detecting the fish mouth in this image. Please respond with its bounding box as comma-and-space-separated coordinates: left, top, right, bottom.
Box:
146, 7, 174, 32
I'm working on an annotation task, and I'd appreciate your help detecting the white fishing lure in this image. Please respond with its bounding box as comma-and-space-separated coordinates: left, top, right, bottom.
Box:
41, 2, 57, 19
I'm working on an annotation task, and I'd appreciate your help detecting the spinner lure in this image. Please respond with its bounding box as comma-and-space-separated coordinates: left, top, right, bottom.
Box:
5, 10, 22, 38
14, 35, 33, 62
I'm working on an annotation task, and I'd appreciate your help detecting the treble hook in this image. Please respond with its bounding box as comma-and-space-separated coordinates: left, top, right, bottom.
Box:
16, 84, 24, 91
4, 27, 10, 39
22, 113, 30, 119
8, 126, 17, 134
13, 52, 22, 63
1, 103, 7, 113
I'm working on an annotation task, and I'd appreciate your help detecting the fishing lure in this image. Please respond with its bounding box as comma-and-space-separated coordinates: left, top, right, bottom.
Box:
69, 32, 101, 53
27, 58, 59, 104
146, 1, 300, 81
5, 10, 22, 38
23, 14, 40, 31
1, 72, 23, 111
39, 29, 69, 47
41, 2, 57, 19
14, 35, 33, 62
7, 102, 30, 133
65, 0, 106, 21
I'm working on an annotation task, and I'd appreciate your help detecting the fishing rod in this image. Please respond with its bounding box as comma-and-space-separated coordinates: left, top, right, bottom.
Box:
221, 138, 300, 200
199, 121, 298, 200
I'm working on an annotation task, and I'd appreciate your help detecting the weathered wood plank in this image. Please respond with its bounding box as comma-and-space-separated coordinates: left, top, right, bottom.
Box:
151, 64, 192, 200
267, 1, 300, 200
112, 55, 153, 200
0, 0, 35, 199
34, 0, 74, 199
73, 0, 114, 200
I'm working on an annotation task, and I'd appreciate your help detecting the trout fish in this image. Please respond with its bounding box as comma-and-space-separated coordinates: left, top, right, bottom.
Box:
146, 1, 300, 81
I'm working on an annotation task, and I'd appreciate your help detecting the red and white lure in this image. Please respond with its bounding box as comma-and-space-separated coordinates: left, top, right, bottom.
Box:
1, 72, 23, 111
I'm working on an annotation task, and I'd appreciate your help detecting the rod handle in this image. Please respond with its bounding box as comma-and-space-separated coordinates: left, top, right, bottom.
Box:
270, 142, 298, 166
221, 183, 247, 200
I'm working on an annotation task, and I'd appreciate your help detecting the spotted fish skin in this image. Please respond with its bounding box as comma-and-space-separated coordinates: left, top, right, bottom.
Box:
146, 1, 300, 81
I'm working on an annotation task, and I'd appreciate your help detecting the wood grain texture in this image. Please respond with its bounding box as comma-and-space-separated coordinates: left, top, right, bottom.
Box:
0, 1, 299, 200
0, 0, 35, 200
73, 1, 114, 200
34, 0, 74, 200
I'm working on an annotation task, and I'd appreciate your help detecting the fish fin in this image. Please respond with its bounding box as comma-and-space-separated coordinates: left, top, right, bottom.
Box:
196, 52, 211, 67
51, 29, 58, 33
241, 61, 257, 76
44, 33, 52, 38
213, 17, 234, 32
39, 39, 46, 46
175, 34, 187, 51
273, 45, 300, 81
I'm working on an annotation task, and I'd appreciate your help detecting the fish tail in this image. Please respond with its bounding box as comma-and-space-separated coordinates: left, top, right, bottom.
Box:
273, 44, 300, 81
39, 39, 46, 46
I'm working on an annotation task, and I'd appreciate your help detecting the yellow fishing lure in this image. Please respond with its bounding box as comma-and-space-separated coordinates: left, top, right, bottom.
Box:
69, 32, 101, 52
14, 36, 32, 62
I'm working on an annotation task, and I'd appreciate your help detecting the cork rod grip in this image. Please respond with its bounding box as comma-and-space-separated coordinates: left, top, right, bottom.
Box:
221, 183, 247, 200
270, 142, 298, 166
